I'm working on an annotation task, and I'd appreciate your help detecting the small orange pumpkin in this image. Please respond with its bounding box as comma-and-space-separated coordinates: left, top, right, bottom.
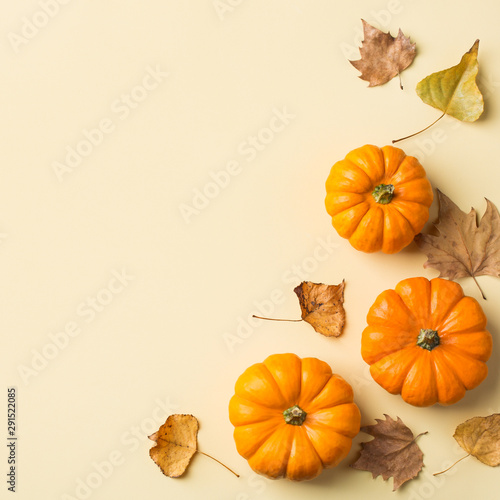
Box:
325, 144, 433, 253
229, 353, 360, 481
361, 277, 492, 407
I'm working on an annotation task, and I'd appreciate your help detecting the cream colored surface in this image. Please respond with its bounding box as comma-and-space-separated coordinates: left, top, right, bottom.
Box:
1, 1, 500, 499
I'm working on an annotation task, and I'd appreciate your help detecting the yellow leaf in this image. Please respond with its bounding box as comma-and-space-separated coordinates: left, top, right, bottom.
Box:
454, 414, 500, 466
416, 40, 483, 121
149, 414, 199, 478
433, 413, 500, 476
148, 414, 239, 478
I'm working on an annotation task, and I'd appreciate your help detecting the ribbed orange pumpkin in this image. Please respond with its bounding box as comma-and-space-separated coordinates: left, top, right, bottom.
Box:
325, 144, 433, 253
361, 277, 492, 407
229, 353, 360, 481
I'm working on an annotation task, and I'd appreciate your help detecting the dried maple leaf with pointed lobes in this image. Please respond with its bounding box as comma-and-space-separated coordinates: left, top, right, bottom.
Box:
349, 19, 416, 88
293, 280, 345, 337
434, 414, 500, 475
351, 415, 427, 491
414, 190, 500, 299
149, 414, 199, 478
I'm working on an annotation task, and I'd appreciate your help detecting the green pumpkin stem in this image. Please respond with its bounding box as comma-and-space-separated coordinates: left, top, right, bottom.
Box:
372, 184, 395, 204
283, 405, 307, 426
417, 328, 440, 351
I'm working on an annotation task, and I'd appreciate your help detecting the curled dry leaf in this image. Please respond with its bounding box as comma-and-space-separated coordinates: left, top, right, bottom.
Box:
149, 414, 239, 478
349, 19, 416, 88
414, 190, 500, 299
434, 414, 500, 475
294, 280, 346, 337
351, 415, 427, 491
253, 280, 346, 337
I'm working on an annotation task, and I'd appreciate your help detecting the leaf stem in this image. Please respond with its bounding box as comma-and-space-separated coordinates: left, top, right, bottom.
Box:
472, 275, 487, 300
392, 112, 446, 144
252, 315, 303, 322
414, 431, 428, 441
197, 450, 240, 477
433, 453, 470, 476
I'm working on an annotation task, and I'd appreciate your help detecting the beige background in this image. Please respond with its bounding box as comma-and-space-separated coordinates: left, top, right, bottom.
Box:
1, 1, 500, 499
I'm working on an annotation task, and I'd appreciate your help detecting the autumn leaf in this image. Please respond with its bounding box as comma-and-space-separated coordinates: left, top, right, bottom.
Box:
434, 414, 500, 475
294, 280, 345, 337
351, 415, 427, 491
414, 190, 500, 299
149, 414, 198, 478
417, 40, 483, 121
253, 280, 346, 337
349, 19, 416, 88
394, 40, 483, 142
149, 414, 239, 478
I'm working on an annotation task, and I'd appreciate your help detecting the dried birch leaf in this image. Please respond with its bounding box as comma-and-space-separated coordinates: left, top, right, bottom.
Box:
416, 40, 483, 122
294, 280, 346, 337
149, 414, 199, 478
253, 280, 346, 338
434, 414, 500, 475
351, 415, 427, 491
349, 19, 416, 88
455, 414, 500, 466
149, 414, 239, 478
394, 40, 483, 142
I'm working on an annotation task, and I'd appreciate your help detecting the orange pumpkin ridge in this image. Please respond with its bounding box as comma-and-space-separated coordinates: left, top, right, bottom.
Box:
325, 144, 433, 253
361, 277, 492, 407
229, 353, 361, 481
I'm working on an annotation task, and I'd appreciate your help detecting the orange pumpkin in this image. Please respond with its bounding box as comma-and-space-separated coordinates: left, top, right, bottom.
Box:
325, 144, 433, 253
228, 353, 360, 481
361, 277, 492, 406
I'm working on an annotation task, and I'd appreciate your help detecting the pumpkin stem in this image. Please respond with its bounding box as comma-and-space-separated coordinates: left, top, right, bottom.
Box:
372, 184, 395, 204
283, 405, 307, 426
416, 328, 440, 351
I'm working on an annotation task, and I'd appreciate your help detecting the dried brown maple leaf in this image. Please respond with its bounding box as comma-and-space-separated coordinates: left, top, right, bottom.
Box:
435, 414, 500, 475
351, 415, 427, 491
349, 19, 416, 88
414, 189, 500, 299
253, 280, 346, 337
149, 414, 238, 478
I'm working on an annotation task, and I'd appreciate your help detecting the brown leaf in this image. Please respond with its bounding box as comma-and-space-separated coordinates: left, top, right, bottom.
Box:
293, 280, 345, 337
149, 414, 199, 478
349, 19, 416, 87
414, 190, 500, 299
454, 414, 500, 467
351, 415, 426, 491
